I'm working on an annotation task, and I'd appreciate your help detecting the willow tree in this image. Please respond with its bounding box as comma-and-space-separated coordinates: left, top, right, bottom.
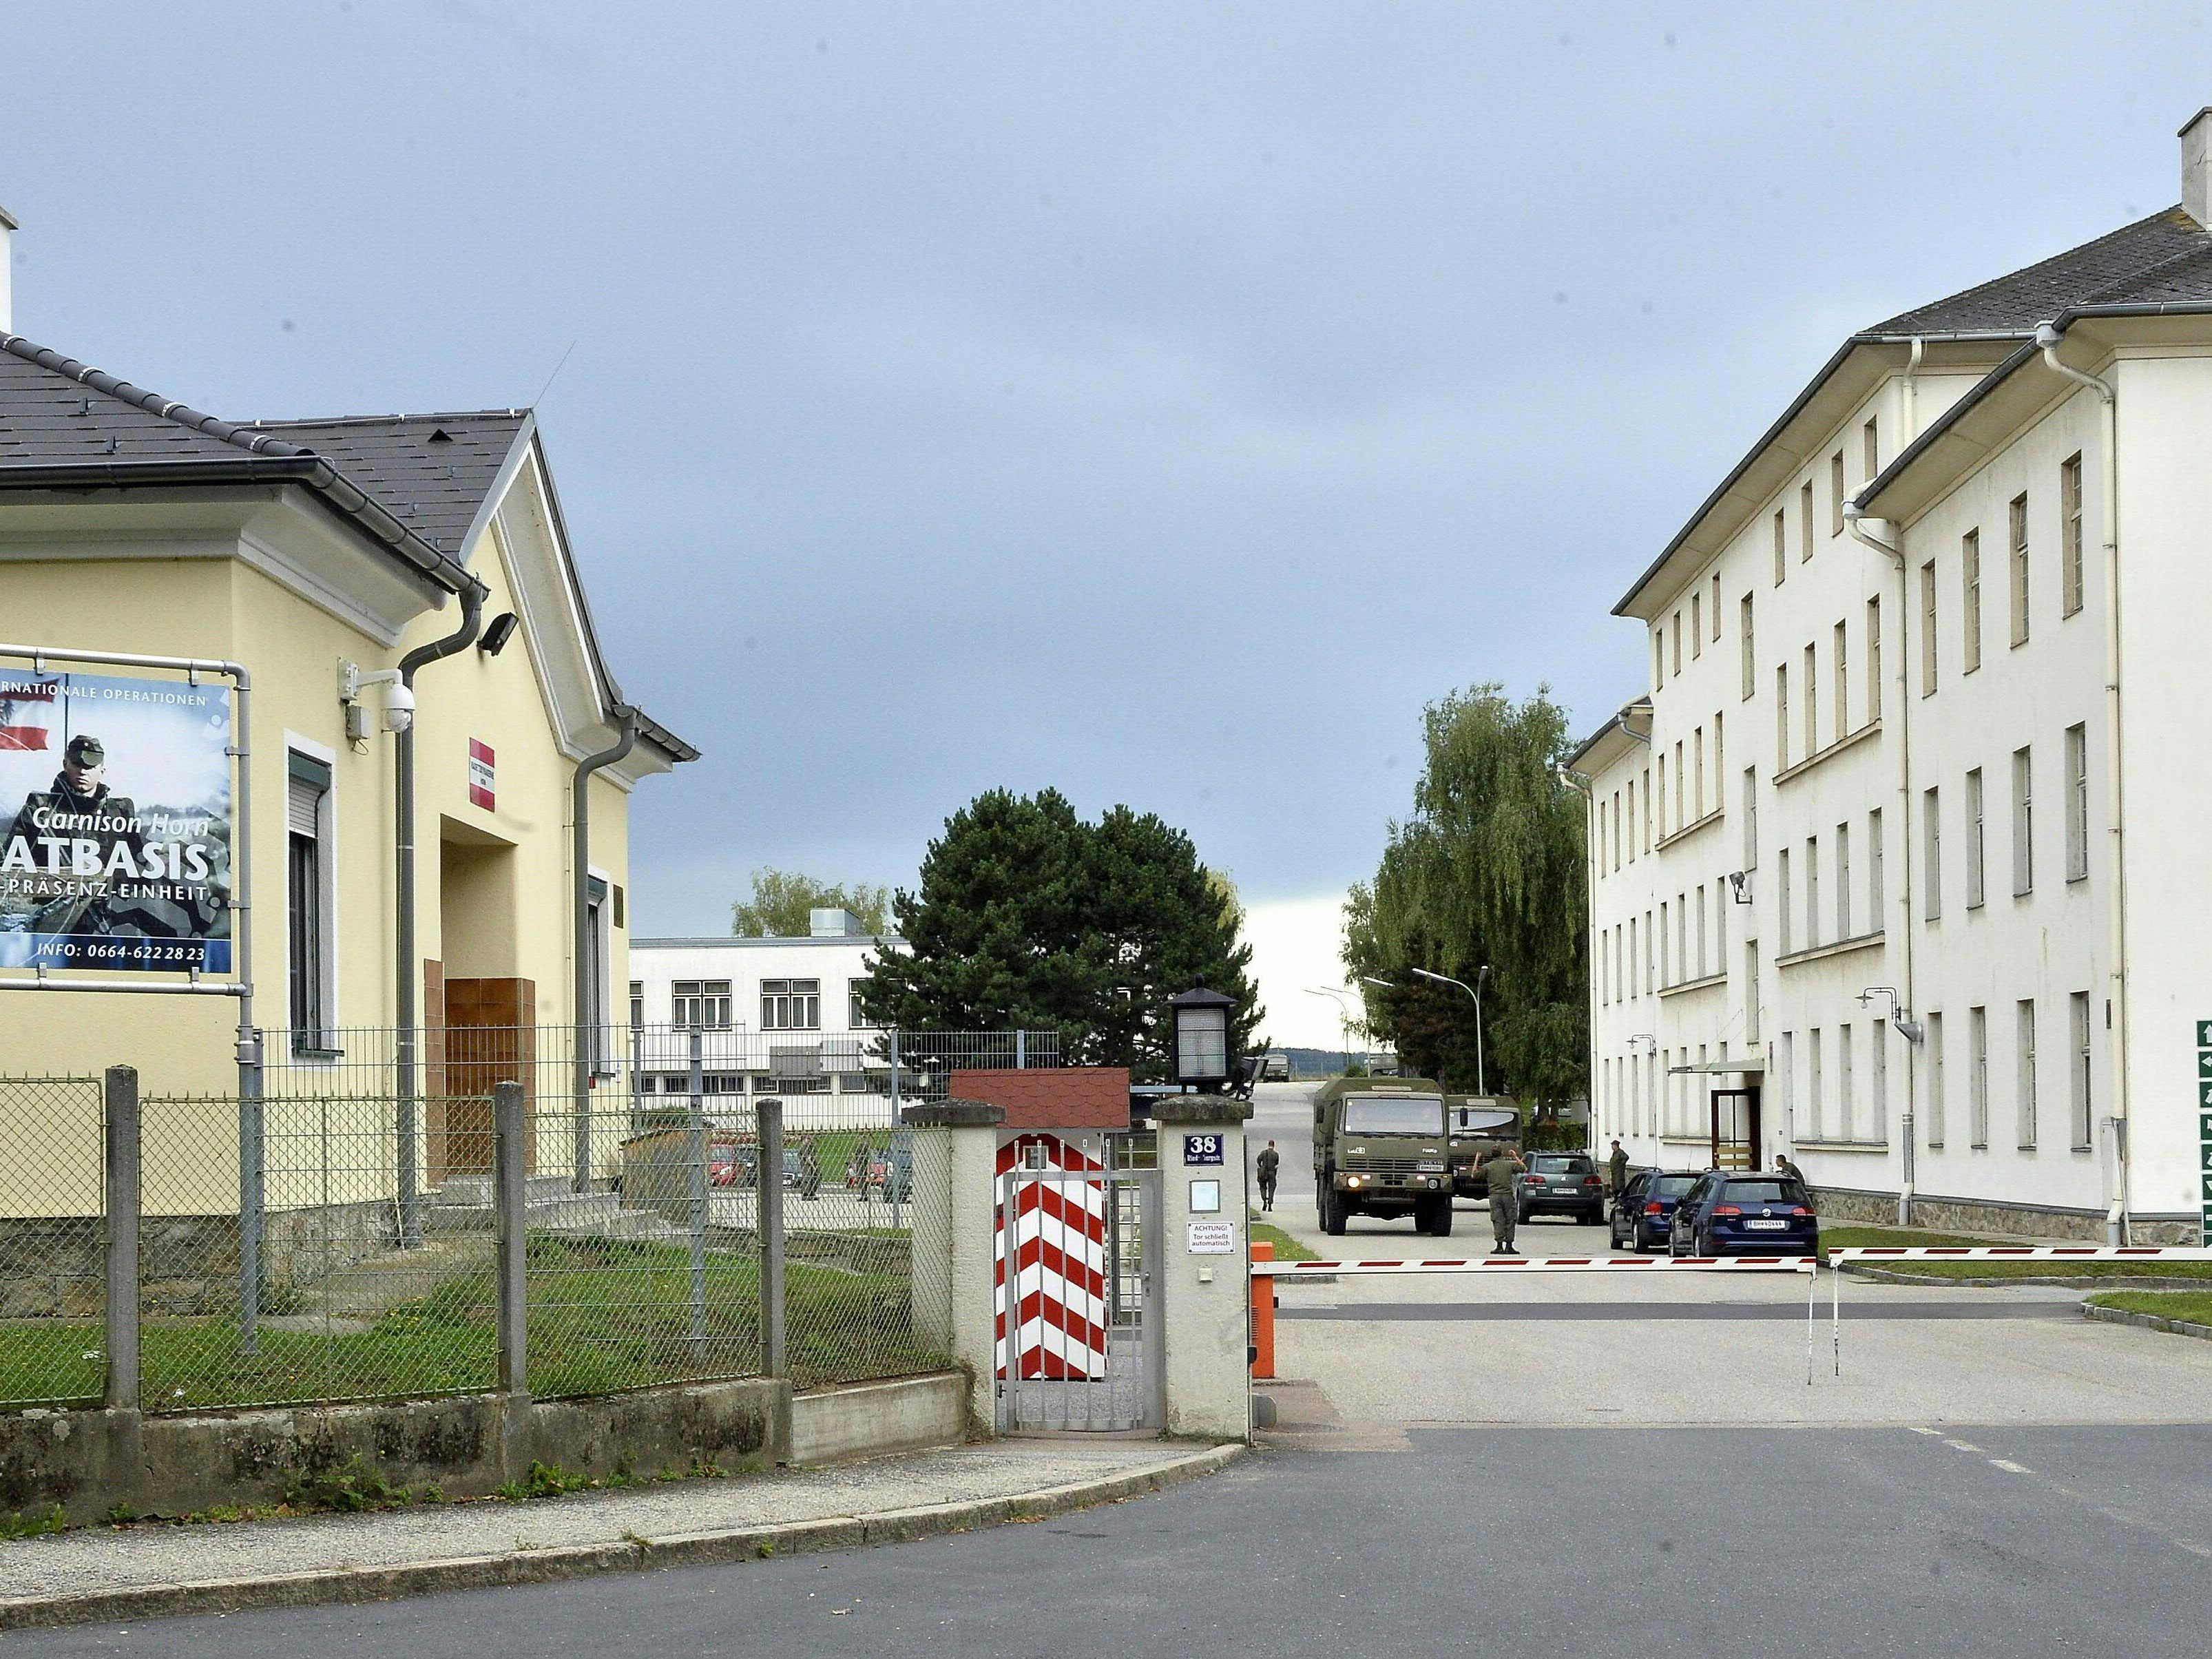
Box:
1342, 685, 1588, 1118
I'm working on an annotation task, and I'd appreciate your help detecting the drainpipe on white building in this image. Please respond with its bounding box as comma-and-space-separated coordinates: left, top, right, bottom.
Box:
1842, 502, 1917, 1227
1901, 337, 1926, 443
2035, 322, 2131, 1245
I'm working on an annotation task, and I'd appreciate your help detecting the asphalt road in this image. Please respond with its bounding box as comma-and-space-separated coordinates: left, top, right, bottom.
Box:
23, 1078, 2212, 1650
24, 1424, 2212, 1658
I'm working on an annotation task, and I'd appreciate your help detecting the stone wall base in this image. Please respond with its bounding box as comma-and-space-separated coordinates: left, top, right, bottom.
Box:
0, 1371, 970, 1528
1811, 1185, 2198, 1245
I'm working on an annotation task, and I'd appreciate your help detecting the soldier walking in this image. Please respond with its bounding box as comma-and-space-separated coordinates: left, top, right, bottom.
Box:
1255, 1140, 1280, 1213
1483, 1147, 1527, 1254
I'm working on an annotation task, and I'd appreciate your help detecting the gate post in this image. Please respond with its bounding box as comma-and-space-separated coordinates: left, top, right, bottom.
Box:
1152, 1094, 1254, 1442
904, 1100, 1005, 1430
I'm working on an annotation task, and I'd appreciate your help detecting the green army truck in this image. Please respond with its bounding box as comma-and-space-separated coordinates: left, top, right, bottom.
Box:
1312, 1076, 1456, 1236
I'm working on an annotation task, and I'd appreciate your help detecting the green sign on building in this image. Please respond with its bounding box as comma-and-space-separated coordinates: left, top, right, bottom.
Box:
2201, 1027, 2212, 1244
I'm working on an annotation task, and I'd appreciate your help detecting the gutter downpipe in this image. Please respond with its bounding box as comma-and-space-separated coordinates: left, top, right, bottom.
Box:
1844, 502, 1917, 1226
572, 705, 639, 1193
395, 582, 486, 1247
2036, 322, 2130, 1245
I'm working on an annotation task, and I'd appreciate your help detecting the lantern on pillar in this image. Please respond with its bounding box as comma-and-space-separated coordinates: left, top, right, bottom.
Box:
1169, 984, 1235, 1091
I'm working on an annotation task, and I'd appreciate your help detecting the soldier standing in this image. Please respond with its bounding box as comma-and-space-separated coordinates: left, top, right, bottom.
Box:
1607, 1138, 1630, 1198
1483, 1147, 1528, 1254
4, 734, 145, 936
1255, 1140, 1281, 1213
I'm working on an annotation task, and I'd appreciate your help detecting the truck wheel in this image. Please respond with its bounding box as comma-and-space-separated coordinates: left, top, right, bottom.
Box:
1321, 1185, 1347, 1236
1424, 1197, 1454, 1238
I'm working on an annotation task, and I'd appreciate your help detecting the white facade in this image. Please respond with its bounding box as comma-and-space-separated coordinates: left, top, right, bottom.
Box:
1574, 117, 2212, 1241
627, 910, 908, 1100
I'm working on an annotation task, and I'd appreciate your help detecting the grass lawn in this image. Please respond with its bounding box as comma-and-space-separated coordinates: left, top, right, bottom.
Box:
1246, 1220, 1319, 1263
1821, 1223, 2212, 1280
0, 1232, 945, 1414
2086, 1291, 2212, 1325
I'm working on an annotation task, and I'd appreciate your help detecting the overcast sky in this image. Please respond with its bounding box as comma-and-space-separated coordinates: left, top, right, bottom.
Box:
7, 5, 2208, 1043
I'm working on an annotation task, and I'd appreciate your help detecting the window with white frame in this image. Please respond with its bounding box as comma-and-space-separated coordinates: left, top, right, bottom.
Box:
1808, 1027, 1826, 1140
1838, 1022, 1855, 1141
2010, 493, 2030, 649
629, 981, 644, 1028
286, 750, 335, 1053
1775, 663, 1790, 771
1742, 767, 1758, 870
2016, 999, 2038, 1149
1926, 1010, 1945, 1147
1711, 572, 1722, 641
1672, 610, 1682, 676
1833, 619, 1848, 738
1919, 560, 1938, 697
1923, 786, 1942, 921
1805, 835, 1820, 950
1695, 883, 1708, 978
1970, 1005, 1989, 1147
1866, 598, 1881, 725
1836, 820, 1852, 938
1801, 481, 1815, 560
1863, 416, 1879, 481
762, 978, 822, 1031
1745, 943, 1761, 1043
2066, 723, 2089, 883
1868, 808, 1884, 922
1740, 594, 1755, 699
1965, 768, 1985, 909
1868, 1016, 1886, 1143
1774, 508, 1788, 587
1779, 1030, 1796, 1136
2061, 452, 2085, 617
2069, 990, 2092, 1150
1803, 643, 1818, 757
1691, 592, 1702, 659
673, 980, 733, 1029
2012, 745, 2034, 897
585, 876, 615, 1076
848, 979, 875, 1027
1962, 530, 1983, 674
1778, 847, 1793, 954
1830, 452, 1846, 537
1693, 729, 1705, 820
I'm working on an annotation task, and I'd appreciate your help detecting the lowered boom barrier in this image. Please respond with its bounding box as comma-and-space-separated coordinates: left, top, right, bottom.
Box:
1826, 1245, 2212, 1378
1248, 1251, 1822, 1384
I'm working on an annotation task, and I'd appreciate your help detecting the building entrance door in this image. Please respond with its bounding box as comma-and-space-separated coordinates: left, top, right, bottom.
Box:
1710, 1087, 1760, 1171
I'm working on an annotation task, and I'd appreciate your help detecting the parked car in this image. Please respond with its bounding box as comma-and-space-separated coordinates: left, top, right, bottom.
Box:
1668, 1171, 1819, 1257
1260, 1052, 1293, 1082
1516, 1153, 1607, 1226
1609, 1168, 1702, 1252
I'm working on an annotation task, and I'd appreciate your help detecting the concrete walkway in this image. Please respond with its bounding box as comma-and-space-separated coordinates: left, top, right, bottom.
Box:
0, 1437, 1239, 1631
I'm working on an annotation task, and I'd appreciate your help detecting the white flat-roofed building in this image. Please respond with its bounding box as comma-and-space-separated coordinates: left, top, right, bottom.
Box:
1573, 111, 2212, 1243
627, 908, 907, 1109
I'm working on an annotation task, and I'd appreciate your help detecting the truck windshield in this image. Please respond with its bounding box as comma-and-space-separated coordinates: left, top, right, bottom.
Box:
1342, 1098, 1446, 1136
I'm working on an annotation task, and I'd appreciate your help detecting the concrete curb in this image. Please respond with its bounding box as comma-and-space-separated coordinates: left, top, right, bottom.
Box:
2080, 1302, 2212, 1342
1841, 1264, 2212, 1290
0, 1442, 1245, 1633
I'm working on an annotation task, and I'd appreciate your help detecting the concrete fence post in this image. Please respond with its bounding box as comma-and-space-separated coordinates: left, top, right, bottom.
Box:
103, 1065, 140, 1414
903, 1100, 1005, 1430
494, 1079, 528, 1397
756, 1096, 786, 1378
1151, 1094, 1254, 1442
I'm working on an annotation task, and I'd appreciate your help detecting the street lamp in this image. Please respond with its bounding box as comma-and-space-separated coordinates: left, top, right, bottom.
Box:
1168, 984, 1235, 1091
1305, 986, 1363, 1074
1412, 966, 1491, 1096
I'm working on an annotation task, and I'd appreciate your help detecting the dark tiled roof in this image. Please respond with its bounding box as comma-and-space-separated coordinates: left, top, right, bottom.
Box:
1865, 207, 2212, 336
0, 335, 303, 466
249, 413, 528, 560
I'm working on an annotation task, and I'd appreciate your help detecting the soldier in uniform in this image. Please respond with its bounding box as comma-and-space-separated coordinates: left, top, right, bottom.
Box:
3, 734, 145, 936
1483, 1145, 1528, 1254
1607, 1138, 1630, 1198
1255, 1140, 1281, 1213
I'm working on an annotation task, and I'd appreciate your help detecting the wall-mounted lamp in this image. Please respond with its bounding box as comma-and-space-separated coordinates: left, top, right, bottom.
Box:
1727, 870, 1753, 905
479, 612, 521, 656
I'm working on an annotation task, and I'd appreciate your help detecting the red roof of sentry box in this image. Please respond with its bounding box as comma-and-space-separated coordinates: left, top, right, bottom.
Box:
948, 1067, 1131, 1131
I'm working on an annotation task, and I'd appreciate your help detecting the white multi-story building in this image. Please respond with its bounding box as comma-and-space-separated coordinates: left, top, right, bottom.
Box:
1573, 111, 2212, 1242
627, 908, 907, 1102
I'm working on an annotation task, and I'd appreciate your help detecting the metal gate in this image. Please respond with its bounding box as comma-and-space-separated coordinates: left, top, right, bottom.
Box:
996, 1162, 1161, 1431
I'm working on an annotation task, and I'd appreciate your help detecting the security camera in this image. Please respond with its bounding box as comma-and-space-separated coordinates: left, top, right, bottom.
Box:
381, 679, 415, 734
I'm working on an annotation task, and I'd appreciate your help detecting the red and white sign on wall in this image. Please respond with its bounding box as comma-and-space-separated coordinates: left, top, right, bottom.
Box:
468, 738, 495, 811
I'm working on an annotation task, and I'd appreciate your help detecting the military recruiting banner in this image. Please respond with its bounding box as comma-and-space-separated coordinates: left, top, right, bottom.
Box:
0, 669, 233, 972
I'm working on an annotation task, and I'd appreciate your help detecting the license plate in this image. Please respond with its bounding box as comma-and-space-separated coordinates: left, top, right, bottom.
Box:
1745, 1218, 1788, 1231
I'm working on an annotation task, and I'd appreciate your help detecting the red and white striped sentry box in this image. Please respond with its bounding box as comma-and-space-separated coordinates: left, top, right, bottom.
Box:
1253, 1254, 1815, 1277
994, 1135, 1110, 1381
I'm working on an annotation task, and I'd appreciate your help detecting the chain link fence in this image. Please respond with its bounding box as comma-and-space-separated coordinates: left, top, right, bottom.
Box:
0, 1026, 1046, 1415
0, 1076, 105, 1410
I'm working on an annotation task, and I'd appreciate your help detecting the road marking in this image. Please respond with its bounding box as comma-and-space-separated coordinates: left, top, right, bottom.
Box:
1941, 1437, 1984, 1453
1986, 1459, 2034, 1474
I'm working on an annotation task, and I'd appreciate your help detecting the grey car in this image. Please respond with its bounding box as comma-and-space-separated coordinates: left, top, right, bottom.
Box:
1515, 1152, 1607, 1225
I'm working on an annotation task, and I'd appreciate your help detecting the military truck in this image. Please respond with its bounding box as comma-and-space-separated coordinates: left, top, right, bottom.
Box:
1446, 1096, 1522, 1198
1311, 1075, 1456, 1236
